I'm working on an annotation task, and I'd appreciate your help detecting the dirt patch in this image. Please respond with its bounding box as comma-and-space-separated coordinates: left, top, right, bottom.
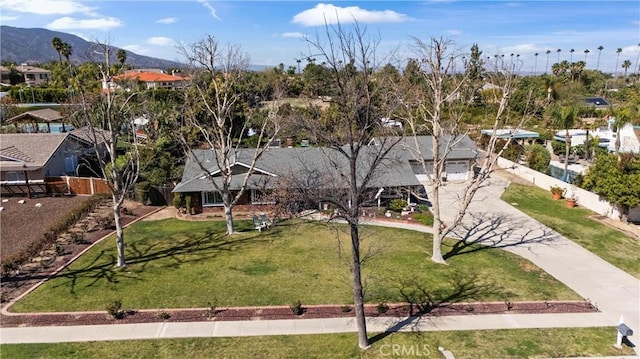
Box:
1, 301, 598, 327
0, 196, 90, 262
0, 202, 159, 305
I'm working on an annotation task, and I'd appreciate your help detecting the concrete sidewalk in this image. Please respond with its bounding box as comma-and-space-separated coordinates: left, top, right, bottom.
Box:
0, 312, 613, 344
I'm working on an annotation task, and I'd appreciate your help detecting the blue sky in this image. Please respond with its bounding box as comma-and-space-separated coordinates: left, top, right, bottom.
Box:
1, 0, 639, 73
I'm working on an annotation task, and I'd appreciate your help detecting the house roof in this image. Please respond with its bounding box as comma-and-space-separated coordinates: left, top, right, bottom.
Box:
115, 71, 186, 83
584, 97, 609, 107
0, 127, 105, 171
6, 108, 63, 123
0, 132, 69, 171
174, 136, 479, 193
14, 65, 51, 74
377, 135, 479, 162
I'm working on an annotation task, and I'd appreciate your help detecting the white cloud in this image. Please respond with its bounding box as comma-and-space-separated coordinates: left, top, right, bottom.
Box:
122, 44, 142, 52
446, 30, 462, 36
47, 16, 122, 30
282, 32, 304, 39
147, 37, 173, 46
0, 0, 95, 15
0, 14, 19, 22
156, 17, 177, 24
292, 3, 409, 27
196, 0, 219, 20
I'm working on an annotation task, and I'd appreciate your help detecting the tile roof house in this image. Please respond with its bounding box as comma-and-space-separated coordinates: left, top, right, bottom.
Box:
173, 135, 479, 212
103, 70, 187, 92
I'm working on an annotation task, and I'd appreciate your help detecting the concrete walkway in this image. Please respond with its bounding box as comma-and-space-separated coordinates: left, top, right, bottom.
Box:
1, 174, 638, 358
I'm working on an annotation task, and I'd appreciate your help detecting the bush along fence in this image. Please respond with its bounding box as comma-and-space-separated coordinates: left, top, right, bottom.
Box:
495, 156, 636, 221
0, 193, 110, 275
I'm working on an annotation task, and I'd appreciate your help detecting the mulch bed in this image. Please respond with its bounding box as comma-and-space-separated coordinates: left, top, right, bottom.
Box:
1, 301, 598, 328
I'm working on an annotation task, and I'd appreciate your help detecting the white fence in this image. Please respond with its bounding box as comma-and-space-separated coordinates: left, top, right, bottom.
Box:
495, 157, 631, 220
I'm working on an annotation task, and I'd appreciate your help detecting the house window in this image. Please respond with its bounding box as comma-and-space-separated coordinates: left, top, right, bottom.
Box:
251, 189, 276, 205
64, 155, 78, 175
203, 191, 223, 206
5, 171, 26, 183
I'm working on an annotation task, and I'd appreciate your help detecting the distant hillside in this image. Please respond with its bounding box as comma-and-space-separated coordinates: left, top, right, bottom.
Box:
0, 26, 183, 69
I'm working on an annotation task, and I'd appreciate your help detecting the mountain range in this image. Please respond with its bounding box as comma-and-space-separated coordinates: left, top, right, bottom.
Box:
0, 26, 183, 69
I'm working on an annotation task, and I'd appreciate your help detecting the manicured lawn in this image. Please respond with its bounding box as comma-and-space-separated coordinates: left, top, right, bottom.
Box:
1, 328, 634, 358
501, 183, 640, 278
11, 219, 579, 313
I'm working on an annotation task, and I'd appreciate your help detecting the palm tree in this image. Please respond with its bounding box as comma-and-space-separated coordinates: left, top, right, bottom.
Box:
556, 48, 562, 63
596, 45, 604, 71
60, 42, 72, 63
615, 48, 622, 77
583, 49, 590, 64
636, 43, 640, 76
621, 59, 632, 78
550, 105, 578, 182
534, 52, 539, 75
569, 48, 575, 63
545, 49, 551, 74
609, 105, 637, 155
51, 37, 63, 62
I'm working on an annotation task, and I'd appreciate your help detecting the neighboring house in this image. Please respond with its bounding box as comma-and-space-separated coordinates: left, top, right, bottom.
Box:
14, 65, 51, 86
173, 135, 479, 213
104, 70, 186, 92
0, 129, 107, 184
5, 108, 72, 133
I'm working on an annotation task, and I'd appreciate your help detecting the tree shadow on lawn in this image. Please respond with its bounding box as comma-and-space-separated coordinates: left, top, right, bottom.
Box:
45, 227, 266, 294
442, 212, 558, 260
369, 271, 509, 344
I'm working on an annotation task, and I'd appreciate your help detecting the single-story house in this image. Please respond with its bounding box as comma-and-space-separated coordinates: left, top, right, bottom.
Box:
0, 128, 107, 185
14, 65, 52, 86
173, 136, 479, 213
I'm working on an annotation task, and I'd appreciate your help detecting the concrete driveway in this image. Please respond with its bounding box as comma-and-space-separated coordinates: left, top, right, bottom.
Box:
425, 175, 640, 354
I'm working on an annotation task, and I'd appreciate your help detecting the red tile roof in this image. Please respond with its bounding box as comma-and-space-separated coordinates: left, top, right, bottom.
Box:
115, 72, 186, 83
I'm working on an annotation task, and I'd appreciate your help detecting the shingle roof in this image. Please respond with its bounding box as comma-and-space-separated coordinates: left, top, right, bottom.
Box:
0, 133, 69, 170
173, 135, 478, 193
6, 108, 63, 123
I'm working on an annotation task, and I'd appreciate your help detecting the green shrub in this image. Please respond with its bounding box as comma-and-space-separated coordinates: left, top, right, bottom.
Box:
106, 299, 123, 319
290, 300, 304, 315
172, 193, 184, 209
185, 195, 192, 215
376, 303, 389, 314
389, 199, 407, 212
135, 181, 150, 204
412, 211, 434, 226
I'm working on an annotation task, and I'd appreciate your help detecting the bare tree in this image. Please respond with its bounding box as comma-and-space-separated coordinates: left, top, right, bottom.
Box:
400, 38, 526, 264
67, 41, 141, 267
178, 36, 280, 234
279, 22, 405, 349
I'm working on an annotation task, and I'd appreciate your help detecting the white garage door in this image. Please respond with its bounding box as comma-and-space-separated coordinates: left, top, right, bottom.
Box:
446, 161, 469, 181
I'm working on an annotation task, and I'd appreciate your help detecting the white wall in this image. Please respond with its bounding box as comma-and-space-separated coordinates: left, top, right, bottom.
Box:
495, 157, 626, 220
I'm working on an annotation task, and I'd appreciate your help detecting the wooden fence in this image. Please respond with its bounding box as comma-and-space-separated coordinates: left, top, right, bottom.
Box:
47, 176, 110, 196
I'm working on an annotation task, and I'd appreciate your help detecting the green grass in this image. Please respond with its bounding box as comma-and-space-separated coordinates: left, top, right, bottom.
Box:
501, 183, 640, 278
11, 219, 579, 313
1, 328, 634, 358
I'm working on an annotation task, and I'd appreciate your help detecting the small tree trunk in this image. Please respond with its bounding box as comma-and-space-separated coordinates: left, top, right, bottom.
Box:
430, 183, 446, 264
113, 201, 126, 267
349, 221, 370, 349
